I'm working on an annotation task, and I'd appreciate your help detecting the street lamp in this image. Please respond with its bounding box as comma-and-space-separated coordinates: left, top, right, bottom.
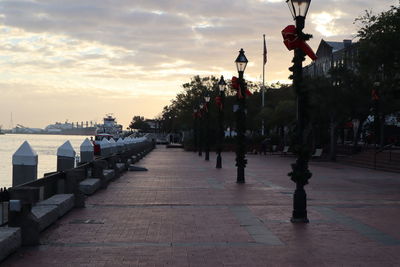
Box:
204, 94, 211, 161
216, 75, 226, 169
372, 81, 381, 149
198, 103, 204, 157
286, 0, 312, 223
287, 0, 311, 30
193, 107, 198, 153
235, 48, 248, 183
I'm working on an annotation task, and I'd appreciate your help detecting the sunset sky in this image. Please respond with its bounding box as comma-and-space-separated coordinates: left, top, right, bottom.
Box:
0, 0, 397, 129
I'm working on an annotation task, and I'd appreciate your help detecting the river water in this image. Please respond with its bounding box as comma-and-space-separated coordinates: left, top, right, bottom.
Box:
0, 134, 91, 188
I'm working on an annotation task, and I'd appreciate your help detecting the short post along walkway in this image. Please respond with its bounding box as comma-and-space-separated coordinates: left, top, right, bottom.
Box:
4, 146, 400, 266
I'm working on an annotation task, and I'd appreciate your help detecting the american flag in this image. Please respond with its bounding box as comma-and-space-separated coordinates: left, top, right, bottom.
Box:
263, 34, 267, 65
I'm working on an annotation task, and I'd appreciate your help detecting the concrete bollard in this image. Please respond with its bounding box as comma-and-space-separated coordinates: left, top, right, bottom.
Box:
116, 138, 124, 153
100, 138, 110, 157
8, 187, 40, 245
12, 141, 38, 187
129, 137, 135, 150
80, 138, 94, 163
65, 169, 85, 208
125, 139, 130, 152
92, 160, 109, 189
109, 138, 116, 154
57, 141, 76, 172
124, 137, 131, 150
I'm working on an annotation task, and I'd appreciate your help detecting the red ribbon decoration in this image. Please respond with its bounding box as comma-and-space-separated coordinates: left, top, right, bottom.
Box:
203, 103, 208, 112
371, 89, 379, 100
215, 96, 223, 110
245, 88, 252, 97
231, 76, 252, 98
281, 25, 317, 61
232, 76, 239, 89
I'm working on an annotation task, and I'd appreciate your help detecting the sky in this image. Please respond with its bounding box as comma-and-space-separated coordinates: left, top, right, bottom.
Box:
0, 0, 397, 129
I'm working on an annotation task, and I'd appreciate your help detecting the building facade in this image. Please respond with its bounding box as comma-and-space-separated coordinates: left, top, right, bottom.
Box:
303, 39, 358, 78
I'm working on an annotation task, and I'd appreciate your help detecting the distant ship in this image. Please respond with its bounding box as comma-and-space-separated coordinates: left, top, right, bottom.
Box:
95, 114, 123, 140
45, 121, 96, 135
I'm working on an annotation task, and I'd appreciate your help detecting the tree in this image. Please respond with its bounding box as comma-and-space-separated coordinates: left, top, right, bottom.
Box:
129, 116, 150, 132
257, 84, 295, 145
356, 2, 400, 145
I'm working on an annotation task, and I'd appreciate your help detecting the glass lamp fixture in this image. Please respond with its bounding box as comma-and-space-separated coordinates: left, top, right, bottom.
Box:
286, 0, 311, 19
235, 48, 248, 73
218, 76, 227, 92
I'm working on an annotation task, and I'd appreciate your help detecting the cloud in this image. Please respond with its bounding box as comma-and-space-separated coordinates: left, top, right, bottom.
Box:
311, 10, 348, 37
0, 0, 397, 127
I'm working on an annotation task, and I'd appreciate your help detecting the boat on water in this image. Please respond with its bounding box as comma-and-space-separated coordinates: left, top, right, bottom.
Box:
93, 115, 123, 155
95, 114, 123, 140
45, 121, 96, 135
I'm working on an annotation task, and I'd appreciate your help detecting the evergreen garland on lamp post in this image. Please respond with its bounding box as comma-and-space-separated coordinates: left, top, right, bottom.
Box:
198, 102, 204, 157
234, 48, 248, 184
204, 94, 211, 161
193, 107, 198, 152
285, 0, 313, 223
216, 76, 226, 169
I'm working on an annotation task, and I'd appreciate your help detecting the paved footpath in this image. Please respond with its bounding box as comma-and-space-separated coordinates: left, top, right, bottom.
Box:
3, 146, 400, 266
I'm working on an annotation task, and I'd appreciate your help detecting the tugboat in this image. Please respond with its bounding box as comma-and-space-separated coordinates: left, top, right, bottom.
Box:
93, 114, 123, 155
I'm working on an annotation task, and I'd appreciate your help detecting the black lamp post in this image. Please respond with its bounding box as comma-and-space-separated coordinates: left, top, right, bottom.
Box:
193, 107, 198, 152
286, 0, 312, 223
204, 94, 211, 161
235, 48, 248, 183
198, 103, 204, 157
216, 76, 226, 169
372, 81, 381, 148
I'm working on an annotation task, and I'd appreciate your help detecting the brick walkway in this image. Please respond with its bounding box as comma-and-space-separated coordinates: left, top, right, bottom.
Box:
3, 146, 400, 266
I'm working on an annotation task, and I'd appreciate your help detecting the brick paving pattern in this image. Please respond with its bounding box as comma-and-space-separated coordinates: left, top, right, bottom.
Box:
3, 146, 400, 266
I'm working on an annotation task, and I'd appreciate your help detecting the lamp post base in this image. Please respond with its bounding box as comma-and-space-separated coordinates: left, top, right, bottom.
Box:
236, 167, 245, 183
291, 186, 309, 223
216, 154, 222, 168
290, 217, 309, 223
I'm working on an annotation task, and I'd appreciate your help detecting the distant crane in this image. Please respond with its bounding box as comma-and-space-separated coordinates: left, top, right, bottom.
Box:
9, 112, 13, 130
16, 124, 28, 129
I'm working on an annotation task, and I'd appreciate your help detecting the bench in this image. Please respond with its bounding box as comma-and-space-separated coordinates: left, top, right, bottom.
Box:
79, 178, 101, 195
312, 148, 323, 158
33, 194, 74, 231
0, 227, 21, 262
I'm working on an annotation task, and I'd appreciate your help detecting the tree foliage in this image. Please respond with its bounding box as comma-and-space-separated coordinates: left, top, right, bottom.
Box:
356, 2, 400, 113
159, 75, 265, 135
129, 116, 150, 132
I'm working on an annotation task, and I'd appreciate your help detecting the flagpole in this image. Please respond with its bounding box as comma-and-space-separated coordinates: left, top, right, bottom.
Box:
262, 34, 266, 136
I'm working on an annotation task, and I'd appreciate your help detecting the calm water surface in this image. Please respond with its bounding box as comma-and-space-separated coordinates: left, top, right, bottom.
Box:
0, 134, 91, 188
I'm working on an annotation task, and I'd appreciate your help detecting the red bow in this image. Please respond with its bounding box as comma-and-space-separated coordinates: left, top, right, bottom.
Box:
215, 96, 223, 110
231, 76, 252, 98
203, 103, 208, 112
281, 25, 317, 61
232, 76, 239, 90
371, 89, 379, 100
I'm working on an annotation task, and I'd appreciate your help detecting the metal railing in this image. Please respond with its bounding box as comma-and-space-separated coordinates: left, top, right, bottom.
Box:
374, 143, 394, 169
0, 188, 9, 225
